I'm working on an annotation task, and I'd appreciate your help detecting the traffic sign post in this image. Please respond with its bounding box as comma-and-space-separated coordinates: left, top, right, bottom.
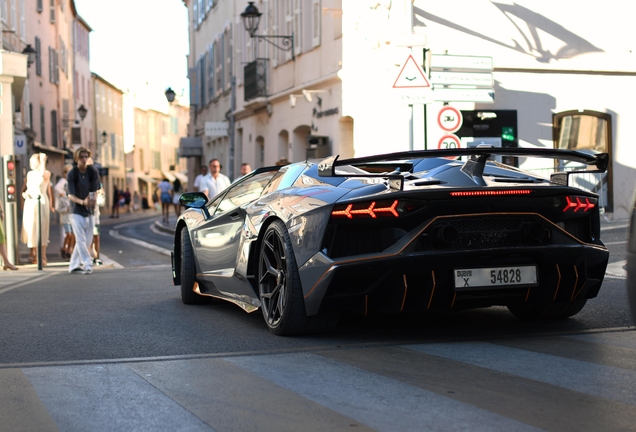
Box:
392, 54, 432, 104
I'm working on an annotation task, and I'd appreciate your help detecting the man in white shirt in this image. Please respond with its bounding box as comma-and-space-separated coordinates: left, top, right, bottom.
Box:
193, 164, 208, 192
200, 158, 231, 199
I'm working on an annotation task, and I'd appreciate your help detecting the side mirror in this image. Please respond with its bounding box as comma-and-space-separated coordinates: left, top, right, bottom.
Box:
179, 192, 208, 209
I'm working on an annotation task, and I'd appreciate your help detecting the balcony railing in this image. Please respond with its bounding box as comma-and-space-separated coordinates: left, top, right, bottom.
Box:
244, 58, 268, 101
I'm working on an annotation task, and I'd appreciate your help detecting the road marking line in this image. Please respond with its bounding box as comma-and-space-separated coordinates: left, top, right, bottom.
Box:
601, 223, 629, 232
604, 240, 627, 246
0, 273, 56, 295
109, 229, 172, 257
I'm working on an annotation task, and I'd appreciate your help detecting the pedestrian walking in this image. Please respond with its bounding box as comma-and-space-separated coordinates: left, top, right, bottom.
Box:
172, 178, 183, 218
111, 186, 120, 218
200, 158, 231, 199
193, 165, 208, 192
66, 147, 100, 275
157, 178, 173, 224
54, 164, 75, 259
0, 200, 18, 270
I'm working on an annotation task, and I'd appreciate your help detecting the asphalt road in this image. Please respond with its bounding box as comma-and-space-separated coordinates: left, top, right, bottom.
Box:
0, 214, 634, 431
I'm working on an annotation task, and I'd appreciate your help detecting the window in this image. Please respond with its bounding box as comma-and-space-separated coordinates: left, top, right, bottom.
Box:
40, 105, 46, 144
553, 109, 613, 212
49, 0, 54, 23
215, 171, 277, 215
51, 110, 58, 147
36, 0, 41, 12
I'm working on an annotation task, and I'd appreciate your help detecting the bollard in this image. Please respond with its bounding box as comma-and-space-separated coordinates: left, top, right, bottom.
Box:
37, 194, 42, 271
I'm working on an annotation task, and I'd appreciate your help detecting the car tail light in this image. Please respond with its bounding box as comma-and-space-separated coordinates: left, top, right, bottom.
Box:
331, 199, 423, 219
449, 190, 533, 197
563, 196, 596, 213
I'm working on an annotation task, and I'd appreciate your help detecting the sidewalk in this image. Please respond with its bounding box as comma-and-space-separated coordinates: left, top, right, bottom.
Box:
1, 207, 162, 288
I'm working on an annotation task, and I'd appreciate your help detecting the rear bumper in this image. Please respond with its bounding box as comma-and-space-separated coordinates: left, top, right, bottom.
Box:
301, 244, 609, 316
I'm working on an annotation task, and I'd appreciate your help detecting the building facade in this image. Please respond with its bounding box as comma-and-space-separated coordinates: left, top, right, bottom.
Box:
183, 0, 636, 220
92, 73, 124, 207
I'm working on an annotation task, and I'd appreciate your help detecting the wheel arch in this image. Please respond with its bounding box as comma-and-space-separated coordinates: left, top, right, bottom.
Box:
247, 215, 286, 293
173, 219, 189, 285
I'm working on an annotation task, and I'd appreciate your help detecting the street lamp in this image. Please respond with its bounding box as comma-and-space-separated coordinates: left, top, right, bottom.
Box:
165, 87, 176, 104
77, 104, 88, 121
22, 44, 36, 67
241, 2, 295, 60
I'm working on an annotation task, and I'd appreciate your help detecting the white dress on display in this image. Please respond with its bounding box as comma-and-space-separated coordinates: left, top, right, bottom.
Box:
21, 170, 51, 248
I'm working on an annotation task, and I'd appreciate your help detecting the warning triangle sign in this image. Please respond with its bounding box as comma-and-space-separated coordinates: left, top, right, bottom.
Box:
393, 54, 431, 88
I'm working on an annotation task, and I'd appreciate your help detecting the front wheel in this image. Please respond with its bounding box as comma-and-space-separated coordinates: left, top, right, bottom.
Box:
180, 227, 208, 305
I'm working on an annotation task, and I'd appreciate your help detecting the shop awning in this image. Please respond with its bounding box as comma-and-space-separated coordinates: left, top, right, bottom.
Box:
34, 141, 70, 155
161, 170, 175, 182
161, 170, 188, 185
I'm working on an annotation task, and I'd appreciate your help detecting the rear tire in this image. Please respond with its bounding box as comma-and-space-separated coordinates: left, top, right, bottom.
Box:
258, 221, 338, 335
508, 298, 587, 320
180, 227, 208, 305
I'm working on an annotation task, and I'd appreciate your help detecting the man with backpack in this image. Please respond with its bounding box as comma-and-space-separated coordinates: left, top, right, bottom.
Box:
66, 147, 100, 275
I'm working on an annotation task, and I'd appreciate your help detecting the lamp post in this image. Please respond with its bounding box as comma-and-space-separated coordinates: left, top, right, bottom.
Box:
77, 104, 88, 122
22, 44, 36, 68
99, 130, 107, 163
241, 2, 295, 60
165, 87, 176, 104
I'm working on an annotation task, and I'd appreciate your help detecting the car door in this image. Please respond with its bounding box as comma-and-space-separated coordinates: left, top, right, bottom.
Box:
194, 172, 277, 297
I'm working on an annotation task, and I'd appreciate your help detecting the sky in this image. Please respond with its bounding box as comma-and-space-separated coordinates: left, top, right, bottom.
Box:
73, 0, 190, 108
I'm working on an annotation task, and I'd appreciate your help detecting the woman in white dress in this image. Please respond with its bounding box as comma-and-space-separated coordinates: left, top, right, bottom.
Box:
21, 153, 54, 266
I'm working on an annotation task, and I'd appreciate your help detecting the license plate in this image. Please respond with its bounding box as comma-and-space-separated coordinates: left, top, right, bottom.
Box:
454, 266, 537, 289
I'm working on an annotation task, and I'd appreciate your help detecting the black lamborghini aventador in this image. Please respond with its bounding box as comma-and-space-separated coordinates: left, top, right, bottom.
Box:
172, 147, 609, 335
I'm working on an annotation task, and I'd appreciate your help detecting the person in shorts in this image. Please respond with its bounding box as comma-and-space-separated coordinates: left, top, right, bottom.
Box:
157, 178, 173, 224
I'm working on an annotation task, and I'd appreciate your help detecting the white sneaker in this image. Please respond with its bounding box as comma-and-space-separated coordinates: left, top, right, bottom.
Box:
83, 268, 93, 275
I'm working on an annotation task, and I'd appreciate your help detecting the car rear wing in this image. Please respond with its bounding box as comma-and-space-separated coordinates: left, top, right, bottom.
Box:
317, 148, 609, 188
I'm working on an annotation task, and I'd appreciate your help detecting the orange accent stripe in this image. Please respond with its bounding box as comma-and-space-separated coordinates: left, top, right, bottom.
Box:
570, 265, 580, 301
553, 264, 562, 301
364, 295, 368, 316
427, 271, 436, 309
451, 291, 457, 307
572, 280, 587, 301
401, 274, 408, 312
525, 287, 531, 302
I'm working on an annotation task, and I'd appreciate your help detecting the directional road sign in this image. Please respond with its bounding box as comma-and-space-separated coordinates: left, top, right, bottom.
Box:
432, 88, 495, 103
430, 55, 493, 71
429, 71, 493, 87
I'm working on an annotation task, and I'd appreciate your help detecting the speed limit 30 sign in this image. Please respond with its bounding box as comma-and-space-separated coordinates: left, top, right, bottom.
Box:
438, 134, 461, 150
437, 106, 463, 133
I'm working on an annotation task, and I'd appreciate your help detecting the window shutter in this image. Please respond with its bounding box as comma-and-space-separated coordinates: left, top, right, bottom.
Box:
51, 110, 58, 147
0, 0, 7, 22
225, 25, 232, 91
208, 44, 214, 100
49, 0, 54, 23
311, 0, 321, 47
35, 37, 42, 76
36, 0, 42, 13
199, 54, 206, 106
40, 105, 46, 144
